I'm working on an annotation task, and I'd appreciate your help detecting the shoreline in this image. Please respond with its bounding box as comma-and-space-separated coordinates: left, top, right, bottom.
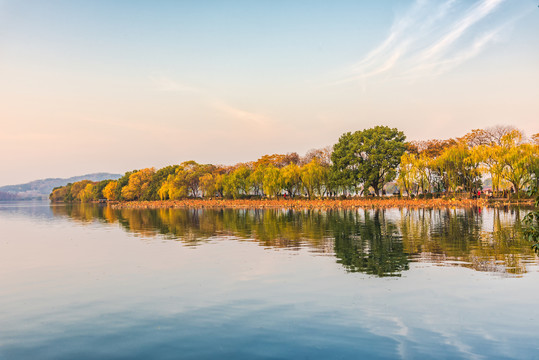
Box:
108, 198, 535, 210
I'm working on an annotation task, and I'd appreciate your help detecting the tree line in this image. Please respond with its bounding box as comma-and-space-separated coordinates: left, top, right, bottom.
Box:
50, 125, 539, 203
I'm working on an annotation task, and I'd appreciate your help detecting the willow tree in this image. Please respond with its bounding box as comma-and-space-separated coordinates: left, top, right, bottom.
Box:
416, 153, 433, 194
262, 165, 282, 198
249, 165, 265, 196
473, 144, 506, 196
232, 166, 252, 196
281, 163, 302, 196
437, 143, 481, 194
397, 152, 419, 197
502, 144, 533, 199
500, 131, 532, 199
200, 173, 217, 197
301, 159, 329, 198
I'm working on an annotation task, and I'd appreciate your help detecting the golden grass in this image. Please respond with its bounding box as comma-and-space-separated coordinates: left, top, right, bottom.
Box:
109, 197, 533, 210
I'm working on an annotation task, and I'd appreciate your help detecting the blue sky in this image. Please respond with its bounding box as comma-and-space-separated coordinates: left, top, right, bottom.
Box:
0, 0, 538, 185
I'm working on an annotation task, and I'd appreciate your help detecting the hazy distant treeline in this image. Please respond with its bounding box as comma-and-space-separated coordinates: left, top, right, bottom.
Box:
50, 125, 539, 203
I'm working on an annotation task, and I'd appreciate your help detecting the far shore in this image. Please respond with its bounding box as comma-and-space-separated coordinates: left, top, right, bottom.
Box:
107, 197, 535, 210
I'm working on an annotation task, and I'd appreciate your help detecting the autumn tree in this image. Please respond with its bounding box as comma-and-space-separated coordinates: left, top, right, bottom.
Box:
254, 154, 287, 168
158, 161, 213, 199
50, 184, 73, 202
460, 126, 517, 147
142, 165, 179, 201
121, 168, 155, 201
92, 180, 113, 200
79, 183, 94, 202
301, 146, 332, 166
115, 170, 137, 200
70, 180, 94, 202
200, 173, 217, 197
102, 181, 119, 201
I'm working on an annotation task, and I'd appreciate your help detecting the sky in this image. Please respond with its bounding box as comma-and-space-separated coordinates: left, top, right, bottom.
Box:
0, 0, 538, 186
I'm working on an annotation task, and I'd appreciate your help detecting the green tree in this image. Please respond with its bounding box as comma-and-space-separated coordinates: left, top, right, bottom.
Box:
331, 126, 406, 196
523, 150, 539, 252
523, 189, 539, 253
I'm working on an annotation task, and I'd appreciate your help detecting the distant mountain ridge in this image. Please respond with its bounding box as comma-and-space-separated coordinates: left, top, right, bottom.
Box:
0, 173, 122, 200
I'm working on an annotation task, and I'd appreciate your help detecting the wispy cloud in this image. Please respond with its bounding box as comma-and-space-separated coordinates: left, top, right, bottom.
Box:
149, 75, 200, 93
147, 76, 274, 130
420, 0, 504, 61
212, 101, 271, 127
340, 0, 513, 84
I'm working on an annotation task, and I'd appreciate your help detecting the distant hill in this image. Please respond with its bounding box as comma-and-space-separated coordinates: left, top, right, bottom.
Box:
0, 173, 122, 200
0, 191, 18, 201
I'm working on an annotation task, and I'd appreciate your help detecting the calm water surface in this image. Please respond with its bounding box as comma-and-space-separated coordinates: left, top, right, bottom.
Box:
1, 201, 538, 359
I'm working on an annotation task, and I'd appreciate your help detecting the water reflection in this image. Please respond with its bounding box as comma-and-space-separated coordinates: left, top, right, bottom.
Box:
51, 204, 537, 277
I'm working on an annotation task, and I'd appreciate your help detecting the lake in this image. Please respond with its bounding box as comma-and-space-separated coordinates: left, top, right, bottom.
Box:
1, 201, 538, 359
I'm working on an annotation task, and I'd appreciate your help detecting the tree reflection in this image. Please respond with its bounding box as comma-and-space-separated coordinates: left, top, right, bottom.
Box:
51, 204, 537, 277
330, 209, 409, 276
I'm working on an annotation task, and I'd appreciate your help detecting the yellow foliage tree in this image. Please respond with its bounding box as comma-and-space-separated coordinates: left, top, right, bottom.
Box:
502, 144, 533, 199
281, 163, 301, 196
300, 159, 327, 198
78, 183, 94, 202
121, 168, 155, 200
397, 153, 419, 196
263, 165, 282, 198
102, 181, 119, 201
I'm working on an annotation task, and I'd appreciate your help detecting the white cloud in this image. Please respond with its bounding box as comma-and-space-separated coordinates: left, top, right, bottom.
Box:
340, 0, 510, 84
420, 0, 504, 61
